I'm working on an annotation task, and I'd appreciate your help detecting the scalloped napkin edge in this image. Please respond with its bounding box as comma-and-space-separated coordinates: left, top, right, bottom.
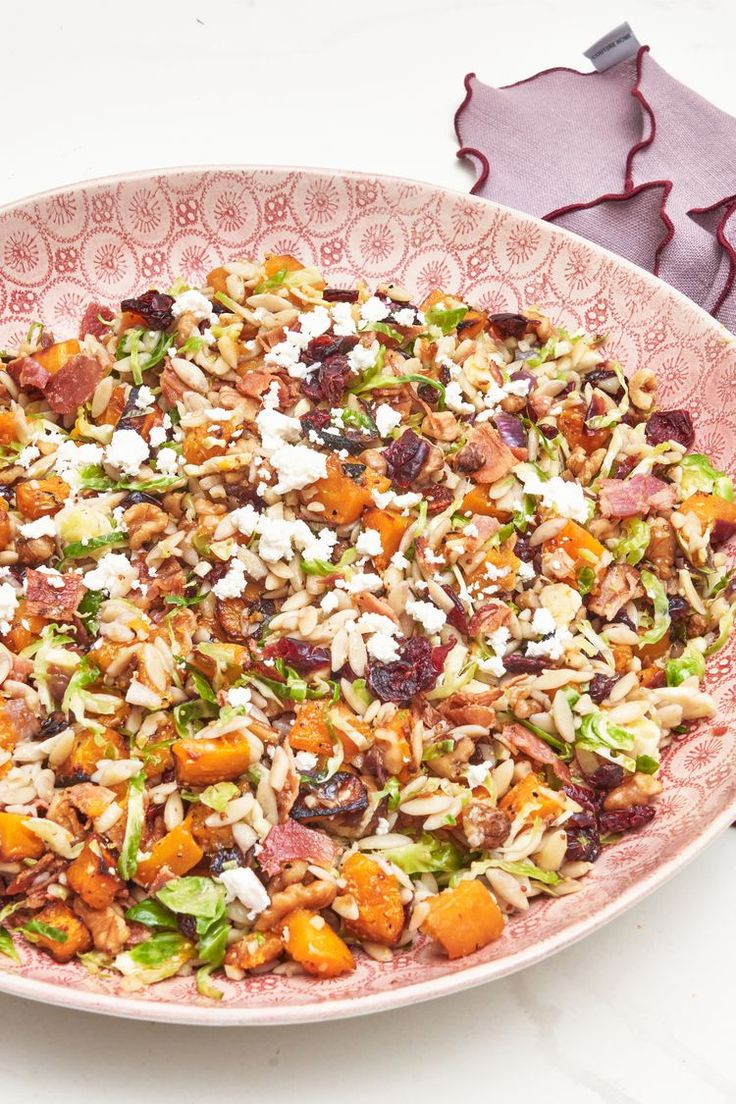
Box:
454, 26, 736, 332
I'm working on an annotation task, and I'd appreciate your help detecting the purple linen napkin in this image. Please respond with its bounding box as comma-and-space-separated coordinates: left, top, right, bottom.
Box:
454, 25, 736, 330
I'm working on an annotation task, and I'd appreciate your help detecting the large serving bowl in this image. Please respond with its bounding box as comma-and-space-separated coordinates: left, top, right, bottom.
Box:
0, 167, 734, 1024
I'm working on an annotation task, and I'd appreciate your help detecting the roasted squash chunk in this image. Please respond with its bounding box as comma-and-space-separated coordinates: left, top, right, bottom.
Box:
173, 732, 254, 785
135, 822, 204, 888
224, 930, 284, 972
0, 811, 45, 861
341, 851, 405, 946
66, 837, 123, 909
24, 901, 92, 963
281, 908, 355, 977
421, 878, 505, 959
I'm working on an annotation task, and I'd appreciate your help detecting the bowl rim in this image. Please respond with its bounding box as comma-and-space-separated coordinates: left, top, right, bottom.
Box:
0, 163, 734, 1025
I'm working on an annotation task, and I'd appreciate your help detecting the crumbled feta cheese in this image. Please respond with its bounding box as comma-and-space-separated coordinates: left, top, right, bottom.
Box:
390, 551, 410, 569
356, 612, 398, 637
230, 504, 260, 537
444, 381, 475, 414
299, 526, 337, 563
477, 654, 506, 677
256, 518, 298, 563
212, 558, 247, 599
105, 429, 150, 477
466, 761, 491, 787
392, 307, 416, 327
487, 626, 511, 657
366, 632, 401, 662
331, 301, 357, 335
356, 528, 383, 557
262, 381, 281, 409
149, 425, 168, 449
217, 867, 270, 920
270, 444, 327, 494
531, 606, 557, 637
517, 560, 536, 581
156, 447, 180, 475
256, 407, 302, 452
374, 404, 402, 438
342, 572, 383, 594
134, 385, 155, 409
320, 591, 340, 613
375, 817, 390, 835
526, 627, 574, 661
371, 488, 421, 511
298, 306, 331, 339
84, 553, 138, 598
19, 514, 56, 539
540, 582, 583, 628
172, 289, 218, 326
406, 598, 447, 635
294, 751, 318, 772
360, 296, 390, 323
225, 686, 252, 711
348, 341, 380, 374
518, 470, 588, 523
0, 582, 19, 635
16, 445, 40, 470
53, 440, 105, 489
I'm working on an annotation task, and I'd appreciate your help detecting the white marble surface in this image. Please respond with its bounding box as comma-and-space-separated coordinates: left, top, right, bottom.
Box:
1, 1, 735, 1100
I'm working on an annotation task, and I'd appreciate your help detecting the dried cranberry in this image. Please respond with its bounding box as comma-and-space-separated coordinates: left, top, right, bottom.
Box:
322, 288, 359, 303
38, 711, 69, 739
711, 519, 736, 547
489, 313, 533, 340
120, 289, 174, 330
614, 610, 636, 631
300, 409, 331, 434
178, 914, 198, 940
584, 392, 608, 428
383, 430, 429, 488
263, 637, 330, 673
301, 354, 352, 405
209, 847, 247, 875
301, 332, 357, 369
565, 814, 601, 862
503, 653, 547, 674
613, 455, 637, 480
585, 367, 618, 388
431, 638, 456, 671
418, 382, 441, 406
514, 535, 534, 562
588, 674, 618, 703
587, 763, 625, 790
362, 746, 388, 786
563, 783, 601, 812
442, 585, 469, 635
538, 423, 558, 439
424, 484, 454, 515
645, 410, 694, 449
367, 636, 441, 702
599, 804, 656, 834
668, 595, 690, 621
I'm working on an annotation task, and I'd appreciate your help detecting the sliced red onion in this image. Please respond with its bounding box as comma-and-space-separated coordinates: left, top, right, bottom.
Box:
494, 411, 526, 448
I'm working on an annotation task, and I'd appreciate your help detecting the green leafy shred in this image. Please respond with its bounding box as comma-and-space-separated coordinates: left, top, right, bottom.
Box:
114, 931, 195, 986
638, 570, 671, 646
22, 919, 68, 944
577, 711, 636, 773
118, 771, 146, 880
380, 832, 466, 875
679, 454, 734, 501
612, 518, 650, 566
425, 305, 468, 335
665, 643, 706, 686
61, 530, 126, 562
124, 899, 178, 930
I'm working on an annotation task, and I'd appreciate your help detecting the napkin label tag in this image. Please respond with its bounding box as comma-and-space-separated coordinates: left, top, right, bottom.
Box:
584, 23, 641, 71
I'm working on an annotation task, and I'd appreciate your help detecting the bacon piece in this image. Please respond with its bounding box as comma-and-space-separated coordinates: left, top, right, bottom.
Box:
25, 569, 85, 621
468, 599, 512, 637
587, 564, 644, 621
437, 688, 501, 729
43, 355, 104, 414
257, 818, 337, 877
500, 722, 571, 784
8, 356, 51, 391
598, 475, 676, 519
464, 424, 516, 484
79, 301, 115, 339
462, 514, 501, 555
236, 369, 279, 400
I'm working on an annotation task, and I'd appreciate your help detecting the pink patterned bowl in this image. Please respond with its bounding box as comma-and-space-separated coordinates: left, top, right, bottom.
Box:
1, 167, 735, 1025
